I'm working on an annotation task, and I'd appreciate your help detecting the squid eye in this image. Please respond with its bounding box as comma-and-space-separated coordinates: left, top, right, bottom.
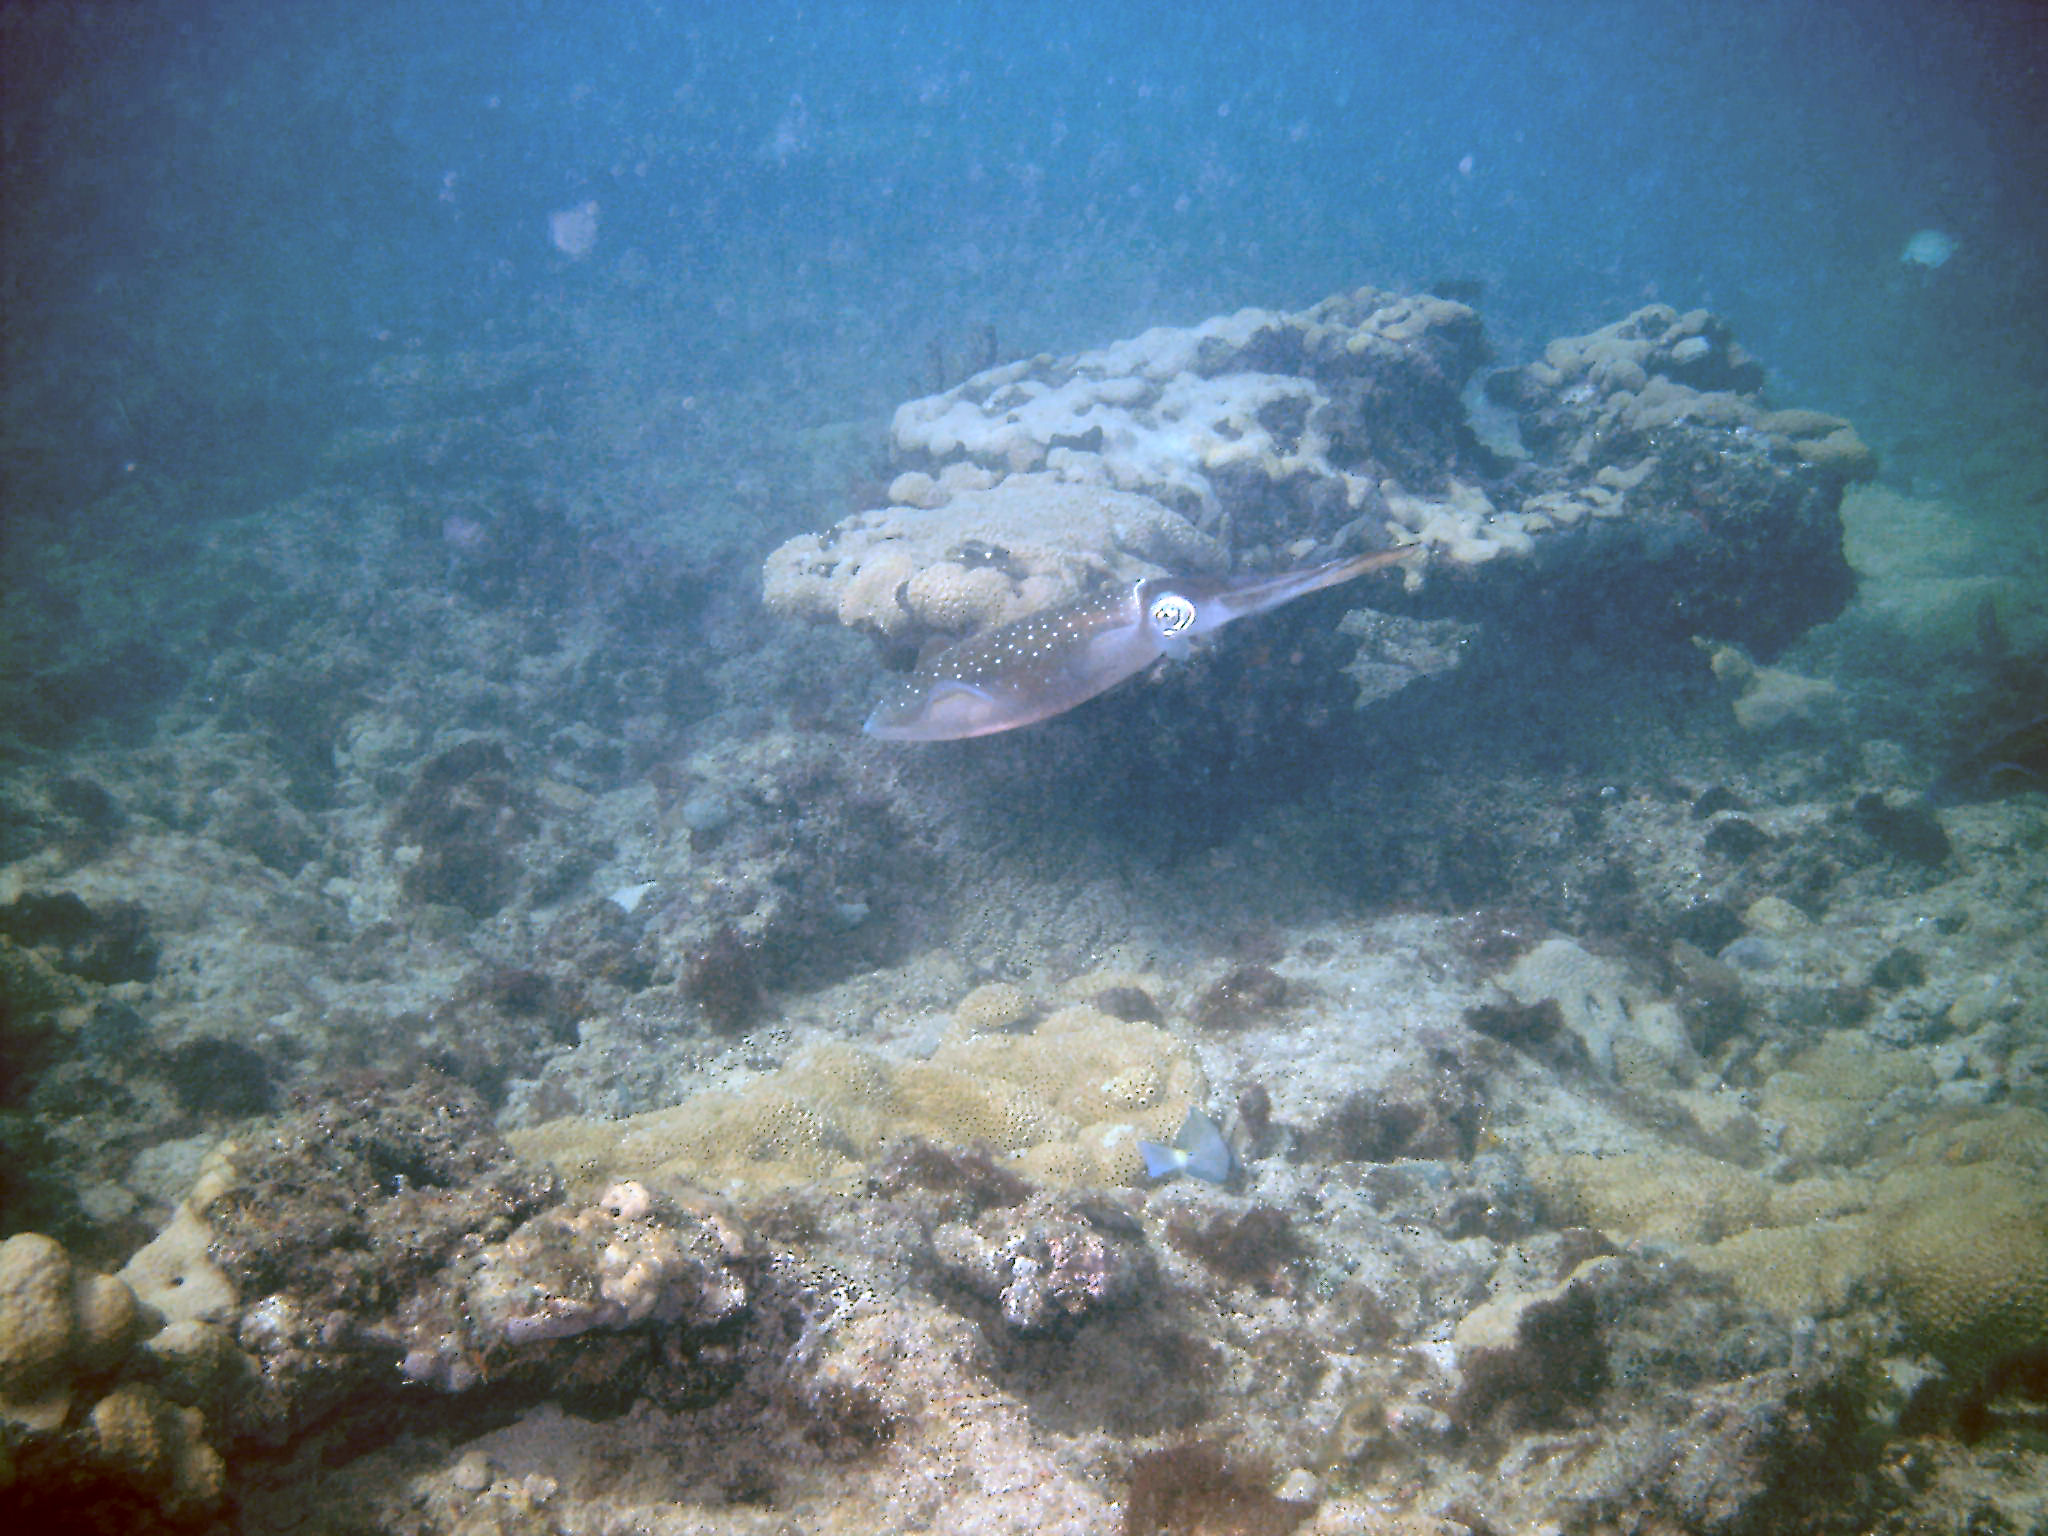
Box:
1148, 594, 1197, 635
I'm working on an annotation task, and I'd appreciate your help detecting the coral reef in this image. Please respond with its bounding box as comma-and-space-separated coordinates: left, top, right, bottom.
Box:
4, 252, 2041, 1534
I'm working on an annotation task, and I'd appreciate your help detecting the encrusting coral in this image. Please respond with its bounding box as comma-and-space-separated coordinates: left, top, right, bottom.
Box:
512, 1002, 1208, 1197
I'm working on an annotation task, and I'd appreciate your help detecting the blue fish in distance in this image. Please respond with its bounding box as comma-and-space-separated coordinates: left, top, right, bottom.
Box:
1138, 1108, 1236, 1185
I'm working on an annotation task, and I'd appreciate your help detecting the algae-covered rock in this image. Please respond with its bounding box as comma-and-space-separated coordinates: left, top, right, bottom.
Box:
931, 1190, 1156, 1335
395, 1180, 755, 1394
1499, 937, 1692, 1083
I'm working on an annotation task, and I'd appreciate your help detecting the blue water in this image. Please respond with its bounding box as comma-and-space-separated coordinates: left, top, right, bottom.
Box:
6, 4, 2048, 1526
5, 0, 2042, 518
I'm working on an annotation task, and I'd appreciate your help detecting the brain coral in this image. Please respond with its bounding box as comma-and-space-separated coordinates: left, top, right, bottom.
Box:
1873, 1154, 2048, 1373
1687, 1216, 1879, 1319
1526, 1148, 1773, 1244
1538, 1106, 2048, 1378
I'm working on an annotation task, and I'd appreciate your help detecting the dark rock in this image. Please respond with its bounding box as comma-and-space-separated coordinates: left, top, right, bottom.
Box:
1703, 816, 1772, 860
24, 637, 188, 749
1093, 985, 1162, 1023
163, 1035, 276, 1119
871, 1137, 1033, 1216
1224, 925, 1288, 966
387, 739, 534, 918
1165, 1205, 1304, 1295
80, 1000, 149, 1058
208, 784, 320, 875
683, 924, 766, 1032
1849, 793, 1951, 866
1234, 1082, 1273, 1147
1690, 784, 1747, 819
1192, 965, 1288, 1029
1302, 1057, 1484, 1163
1934, 699, 2048, 804
1667, 939, 1750, 1055
1449, 908, 1551, 970
1456, 1278, 1607, 1435
1868, 947, 1927, 991
470, 965, 583, 1047
1464, 997, 1593, 1074
0, 891, 159, 983
1668, 900, 1748, 956
1123, 1442, 1311, 1536
1776, 983, 1872, 1037
45, 775, 125, 859
47, 777, 122, 825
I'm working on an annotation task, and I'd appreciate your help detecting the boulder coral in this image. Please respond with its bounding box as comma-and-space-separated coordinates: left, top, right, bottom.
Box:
0, 1232, 144, 1432
0, 1232, 225, 1526
767, 286, 1866, 692
83, 1382, 226, 1522
762, 473, 1225, 641
1526, 1148, 1775, 1245
1871, 1129, 2048, 1375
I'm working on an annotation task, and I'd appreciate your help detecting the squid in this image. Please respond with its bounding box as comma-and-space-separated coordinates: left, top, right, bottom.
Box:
865, 548, 1409, 741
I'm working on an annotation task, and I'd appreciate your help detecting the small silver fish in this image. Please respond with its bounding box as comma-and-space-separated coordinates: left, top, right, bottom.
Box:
864, 548, 1408, 741
1138, 1108, 1236, 1184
